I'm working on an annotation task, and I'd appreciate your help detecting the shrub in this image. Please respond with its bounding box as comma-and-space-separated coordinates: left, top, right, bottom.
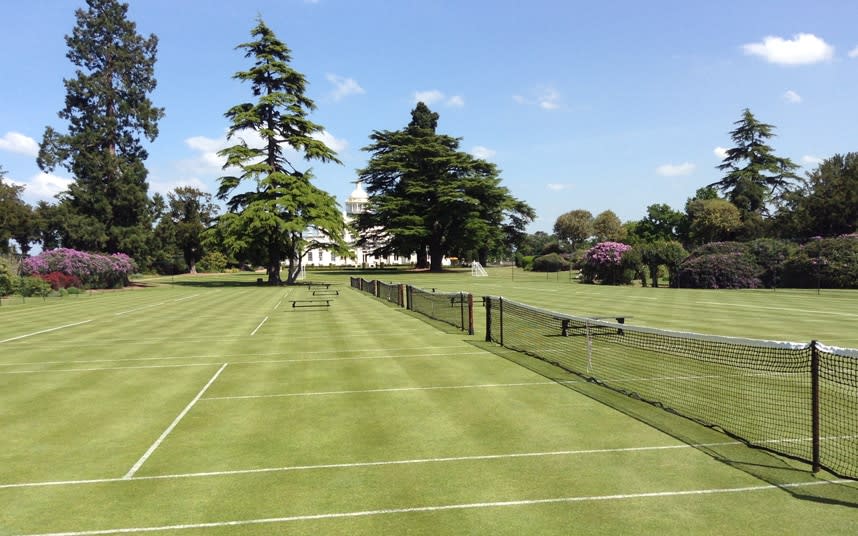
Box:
532, 252, 570, 272
35, 271, 82, 290
781, 235, 858, 289
677, 241, 768, 289
580, 242, 635, 284
198, 251, 228, 273
21, 248, 136, 289
747, 238, 796, 288
0, 255, 17, 296
16, 276, 52, 298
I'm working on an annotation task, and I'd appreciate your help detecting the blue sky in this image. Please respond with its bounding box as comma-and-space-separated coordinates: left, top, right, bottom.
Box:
2, 0, 857, 233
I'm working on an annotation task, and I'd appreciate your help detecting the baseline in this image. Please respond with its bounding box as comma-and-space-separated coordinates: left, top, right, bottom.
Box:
15, 479, 853, 536
0, 320, 93, 344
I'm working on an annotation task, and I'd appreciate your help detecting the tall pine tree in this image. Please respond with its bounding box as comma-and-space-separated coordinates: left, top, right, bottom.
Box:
710, 109, 800, 239
357, 103, 533, 271
37, 0, 163, 263
215, 19, 349, 285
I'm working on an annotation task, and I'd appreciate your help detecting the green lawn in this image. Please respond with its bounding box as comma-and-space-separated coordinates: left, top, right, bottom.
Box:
1, 271, 856, 535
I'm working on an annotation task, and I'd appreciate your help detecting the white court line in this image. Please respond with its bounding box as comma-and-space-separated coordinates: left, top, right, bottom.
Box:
0, 320, 92, 344
3, 436, 854, 491
273, 300, 283, 310
250, 316, 269, 336
16, 479, 854, 536
695, 301, 858, 319
0, 345, 469, 367
0, 363, 219, 375
123, 363, 228, 479
0, 352, 487, 375
203, 380, 574, 400
0, 441, 748, 490
172, 294, 200, 302
114, 302, 166, 316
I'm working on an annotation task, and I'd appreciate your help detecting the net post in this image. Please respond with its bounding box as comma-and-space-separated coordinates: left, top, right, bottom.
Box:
375, 280, 380, 298
499, 297, 504, 347
398, 284, 405, 307
811, 340, 821, 473
485, 296, 492, 342
406, 285, 412, 310
467, 293, 474, 335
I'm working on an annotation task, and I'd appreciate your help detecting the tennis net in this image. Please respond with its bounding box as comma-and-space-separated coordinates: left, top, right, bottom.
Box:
484, 296, 857, 479
407, 286, 474, 335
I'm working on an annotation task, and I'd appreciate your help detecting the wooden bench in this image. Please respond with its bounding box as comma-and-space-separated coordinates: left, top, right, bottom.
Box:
291, 299, 331, 308
312, 289, 339, 296
308, 284, 331, 290
560, 316, 632, 336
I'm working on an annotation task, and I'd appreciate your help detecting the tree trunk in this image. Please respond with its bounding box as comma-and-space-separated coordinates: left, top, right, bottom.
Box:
429, 233, 444, 272
478, 248, 489, 267
189, 258, 197, 275
416, 246, 429, 269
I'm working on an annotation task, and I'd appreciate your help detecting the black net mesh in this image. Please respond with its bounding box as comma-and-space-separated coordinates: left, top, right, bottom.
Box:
816, 344, 858, 477
349, 277, 361, 290
377, 281, 402, 306
409, 287, 470, 332
482, 297, 857, 475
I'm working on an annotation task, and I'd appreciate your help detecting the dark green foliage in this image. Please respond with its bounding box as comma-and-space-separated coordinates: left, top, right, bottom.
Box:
776, 153, 858, 239
747, 238, 795, 288
214, 19, 349, 285
781, 235, 858, 289
531, 252, 570, 272
357, 102, 533, 272
0, 167, 33, 254
38, 0, 163, 263
633, 203, 683, 243
517, 231, 557, 257
155, 187, 218, 274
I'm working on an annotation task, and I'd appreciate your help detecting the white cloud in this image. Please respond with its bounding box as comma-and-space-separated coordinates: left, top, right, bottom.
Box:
743, 33, 834, 65
546, 183, 573, 191
783, 90, 802, 103
413, 90, 464, 108
179, 127, 348, 178
0, 131, 39, 157
311, 130, 348, 153
414, 90, 445, 105
471, 146, 496, 159
802, 155, 823, 166
656, 162, 696, 177
447, 95, 465, 107
149, 176, 209, 197
18, 172, 73, 200
538, 88, 561, 110
514, 87, 561, 110
326, 73, 365, 101
713, 147, 729, 159
849, 46, 858, 58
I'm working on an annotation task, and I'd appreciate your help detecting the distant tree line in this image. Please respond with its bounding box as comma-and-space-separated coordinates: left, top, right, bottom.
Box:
518, 109, 858, 288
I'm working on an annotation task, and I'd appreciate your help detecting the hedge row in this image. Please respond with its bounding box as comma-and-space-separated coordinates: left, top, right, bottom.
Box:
21, 248, 136, 289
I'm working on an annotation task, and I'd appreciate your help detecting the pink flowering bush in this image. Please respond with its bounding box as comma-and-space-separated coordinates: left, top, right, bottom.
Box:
22, 248, 136, 289
581, 242, 636, 285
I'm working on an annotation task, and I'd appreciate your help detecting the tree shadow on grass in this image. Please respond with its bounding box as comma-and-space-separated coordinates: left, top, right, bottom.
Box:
466, 339, 858, 508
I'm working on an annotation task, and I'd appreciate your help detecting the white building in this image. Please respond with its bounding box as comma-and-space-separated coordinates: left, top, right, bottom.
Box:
303, 182, 449, 268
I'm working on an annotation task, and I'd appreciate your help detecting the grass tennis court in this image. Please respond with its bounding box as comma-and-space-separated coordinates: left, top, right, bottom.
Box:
2, 271, 857, 534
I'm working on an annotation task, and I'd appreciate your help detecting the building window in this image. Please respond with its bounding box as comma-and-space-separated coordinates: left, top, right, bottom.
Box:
307, 252, 313, 262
